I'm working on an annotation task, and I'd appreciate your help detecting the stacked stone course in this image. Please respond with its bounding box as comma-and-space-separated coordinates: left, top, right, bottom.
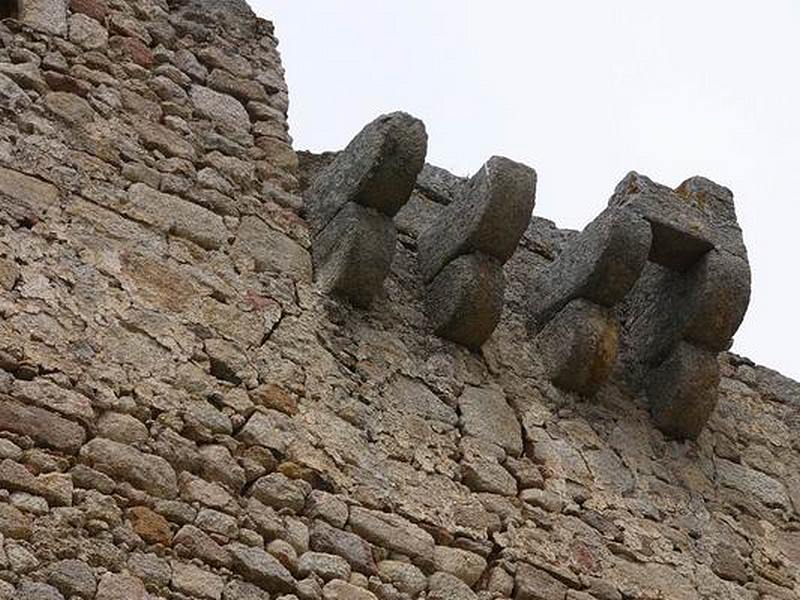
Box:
0, 1, 798, 600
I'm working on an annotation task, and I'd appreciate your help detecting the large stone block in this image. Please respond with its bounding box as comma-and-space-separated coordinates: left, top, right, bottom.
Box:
349, 507, 435, 569
647, 342, 720, 440
0, 166, 59, 225
306, 111, 427, 234
418, 155, 536, 282
232, 215, 312, 281
610, 171, 747, 263
0, 398, 85, 454
528, 207, 651, 332
126, 183, 229, 250
313, 202, 397, 307
458, 386, 523, 456
683, 249, 751, 352
80, 438, 178, 498
535, 299, 619, 395
425, 253, 505, 349
20, 0, 68, 35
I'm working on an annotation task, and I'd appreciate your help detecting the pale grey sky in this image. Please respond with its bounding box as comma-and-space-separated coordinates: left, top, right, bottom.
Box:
258, 1, 800, 379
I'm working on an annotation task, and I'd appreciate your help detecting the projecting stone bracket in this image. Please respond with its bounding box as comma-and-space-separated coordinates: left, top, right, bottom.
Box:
306, 112, 427, 307
529, 207, 651, 393
531, 172, 751, 439
418, 156, 537, 349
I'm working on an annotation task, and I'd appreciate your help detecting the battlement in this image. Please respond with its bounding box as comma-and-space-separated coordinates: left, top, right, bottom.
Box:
0, 1, 798, 599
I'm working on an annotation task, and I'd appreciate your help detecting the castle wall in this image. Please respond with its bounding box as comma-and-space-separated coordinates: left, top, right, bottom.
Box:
0, 1, 799, 599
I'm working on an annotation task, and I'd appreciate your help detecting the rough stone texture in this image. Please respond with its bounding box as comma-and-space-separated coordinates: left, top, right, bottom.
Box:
228, 542, 294, 593
306, 112, 426, 306
647, 342, 721, 440
80, 438, 178, 498
459, 386, 523, 457
190, 85, 251, 131
312, 202, 397, 307
306, 111, 427, 233
608, 172, 752, 438
535, 299, 620, 395
425, 253, 506, 349
418, 156, 537, 282
528, 208, 651, 331
417, 156, 535, 347
0, 398, 86, 453
20, 0, 68, 35
0, 3, 794, 600
527, 168, 751, 439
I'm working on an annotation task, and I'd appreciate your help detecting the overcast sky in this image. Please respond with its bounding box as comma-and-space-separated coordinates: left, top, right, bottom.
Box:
257, 1, 800, 380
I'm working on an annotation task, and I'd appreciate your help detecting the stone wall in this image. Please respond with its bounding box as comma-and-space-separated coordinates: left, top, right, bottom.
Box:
0, 1, 799, 600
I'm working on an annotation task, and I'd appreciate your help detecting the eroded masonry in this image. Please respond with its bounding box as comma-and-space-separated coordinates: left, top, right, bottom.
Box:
0, 1, 798, 600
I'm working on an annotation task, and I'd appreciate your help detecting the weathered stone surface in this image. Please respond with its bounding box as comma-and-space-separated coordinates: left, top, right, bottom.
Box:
309, 520, 377, 574
458, 386, 522, 456
228, 542, 295, 593
428, 571, 478, 600
0, 73, 31, 112
44, 91, 96, 124
418, 155, 536, 282
611, 171, 748, 262
322, 580, 378, 600
174, 525, 232, 567
48, 559, 96, 598
95, 573, 148, 600
237, 409, 296, 454
126, 183, 229, 250
433, 545, 487, 586
528, 207, 651, 332
716, 458, 790, 510
462, 457, 517, 495
232, 215, 311, 280
128, 506, 172, 545
250, 472, 306, 513
97, 412, 148, 445
0, 504, 32, 539
647, 342, 720, 440
425, 252, 505, 348
0, 399, 85, 454
69, 0, 108, 22
305, 490, 348, 528
306, 111, 427, 233
16, 581, 64, 600
222, 580, 270, 600
0, 62, 48, 95
80, 438, 178, 498
136, 119, 196, 160
20, 0, 68, 35
349, 507, 435, 567
313, 202, 397, 306
682, 249, 751, 352
297, 551, 351, 581
416, 163, 468, 205
535, 299, 619, 395
0, 167, 60, 221
68, 13, 108, 49
190, 85, 251, 131
0, 3, 788, 599
209, 68, 267, 103
377, 560, 427, 595
514, 563, 568, 600
171, 561, 225, 600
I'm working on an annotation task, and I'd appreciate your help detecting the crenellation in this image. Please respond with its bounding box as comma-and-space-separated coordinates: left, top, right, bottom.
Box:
0, 0, 793, 599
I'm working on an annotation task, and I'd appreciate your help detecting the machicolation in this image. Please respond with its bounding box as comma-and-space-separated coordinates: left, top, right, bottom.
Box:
0, 1, 798, 599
